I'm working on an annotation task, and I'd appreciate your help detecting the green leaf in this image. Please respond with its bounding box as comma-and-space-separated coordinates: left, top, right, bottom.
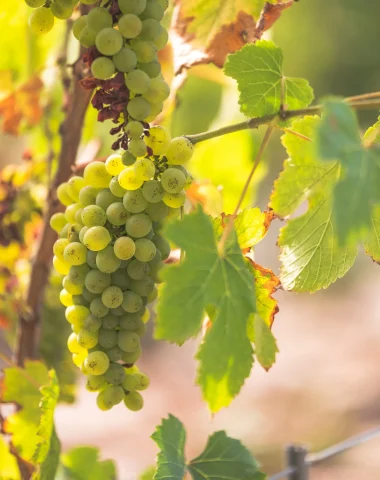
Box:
364, 116, 380, 145
34, 429, 61, 480
364, 205, 380, 262
0, 435, 21, 480
155, 207, 256, 411
317, 99, 380, 244
270, 116, 357, 292
224, 40, 314, 118
139, 466, 156, 480
188, 431, 266, 480
152, 415, 186, 480
58, 447, 116, 480
251, 316, 278, 370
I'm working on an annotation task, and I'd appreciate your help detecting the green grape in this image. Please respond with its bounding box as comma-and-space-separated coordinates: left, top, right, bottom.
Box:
135, 322, 147, 337
83, 314, 102, 332
80, 26, 96, 48
67, 332, 86, 354
145, 201, 168, 221
122, 150, 136, 166
128, 139, 148, 158
96, 27, 123, 55
112, 47, 137, 73
96, 245, 121, 273
87, 7, 113, 34
147, 286, 158, 302
107, 345, 123, 361
98, 328, 118, 348
81, 205, 106, 227
86, 374, 106, 392
140, 0, 164, 20
125, 213, 152, 238
154, 26, 169, 50
122, 372, 138, 391
127, 96, 151, 121
82, 287, 98, 302
134, 238, 156, 262
134, 158, 155, 180
29, 7, 54, 35
152, 234, 170, 259
131, 276, 155, 296
91, 56, 116, 80
130, 39, 157, 63
144, 125, 170, 155
79, 186, 99, 206
121, 290, 143, 313
145, 101, 163, 122
96, 189, 119, 210
68, 263, 90, 285
25, 0, 45, 7
109, 177, 127, 197
118, 0, 146, 15
166, 136, 194, 165
72, 294, 88, 306
134, 372, 150, 390
73, 15, 87, 40
51, 2, 73, 20
84, 161, 112, 188
96, 391, 112, 411
57, 183, 74, 206
163, 190, 186, 208
123, 189, 148, 214
85, 269, 111, 294
65, 203, 81, 223
105, 154, 124, 176
57, 0, 77, 7
86, 250, 97, 269
90, 297, 109, 317
53, 255, 70, 275
118, 330, 140, 352
125, 69, 150, 94
125, 120, 144, 139
119, 313, 142, 330
72, 351, 87, 367
138, 60, 161, 78
118, 14, 142, 38
114, 236, 136, 260
80, 0, 98, 4
65, 305, 90, 326
157, 0, 169, 10
141, 307, 151, 323
63, 242, 87, 266
50, 213, 67, 233
101, 286, 123, 308
102, 313, 119, 329
143, 76, 170, 103
104, 363, 126, 385
63, 275, 83, 295
127, 259, 149, 280
106, 202, 129, 226
79, 226, 89, 244
161, 167, 186, 193
120, 346, 142, 364
83, 226, 111, 251
142, 180, 164, 203
118, 166, 144, 190
99, 385, 124, 409
84, 351, 110, 375
75, 208, 84, 225
140, 18, 161, 41
111, 269, 131, 289
124, 391, 143, 411
77, 328, 99, 349
60, 289, 73, 307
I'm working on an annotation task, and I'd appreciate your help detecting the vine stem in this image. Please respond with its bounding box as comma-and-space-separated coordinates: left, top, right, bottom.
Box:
218, 124, 275, 255
186, 95, 380, 145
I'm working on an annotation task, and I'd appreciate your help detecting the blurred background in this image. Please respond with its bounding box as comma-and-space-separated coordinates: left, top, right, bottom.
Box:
2, 0, 380, 479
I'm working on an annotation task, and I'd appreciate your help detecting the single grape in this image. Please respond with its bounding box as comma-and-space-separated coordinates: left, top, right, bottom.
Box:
140, 18, 161, 41
83, 226, 111, 251
125, 69, 150, 94
121, 290, 143, 313
114, 236, 136, 260
118, 167, 144, 190
72, 351, 87, 367
130, 39, 157, 63
98, 328, 118, 349
65, 203, 82, 223
107, 346, 124, 362
73, 15, 87, 40
57, 183, 74, 206
72, 294, 88, 306
77, 328, 99, 349
111, 268, 131, 289
134, 158, 155, 180
109, 177, 127, 197
134, 372, 150, 390
145, 101, 163, 121
118, 330, 140, 352
154, 26, 169, 50
104, 363, 126, 385
143, 76, 170, 103
75, 208, 84, 225
84, 351, 110, 375
63, 275, 84, 295
163, 190, 186, 208
105, 154, 124, 176
122, 150, 136, 166
29, 7, 54, 35
166, 137, 194, 165
140, 0, 164, 20
87, 7, 113, 34
65, 305, 90, 326
79, 186, 99, 206
67, 332, 86, 354
79, 26, 96, 48
134, 238, 156, 262
112, 47, 137, 72
68, 263, 90, 285
102, 313, 120, 329
53, 255, 70, 275
84, 269, 111, 294
81, 205, 106, 227
144, 125, 171, 155
79, 226, 89, 244
124, 391, 143, 411
90, 297, 109, 318
82, 287, 98, 303
51, 3, 73, 20
86, 250, 97, 269
84, 162, 112, 188
50, 212, 67, 233
96, 391, 112, 411
135, 322, 147, 337
145, 201, 168, 222
157, 0, 169, 10
128, 139, 148, 158
25, 0, 45, 7
138, 60, 161, 78
60, 289, 73, 307
122, 372, 138, 391
120, 346, 142, 364
130, 276, 155, 296
161, 167, 186, 193
125, 120, 144, 139
96, 27, 123, 55
96, 189, 119, 210
125, 213, 152, 238
152, 235, 170, 259
118, 14, 142, 38
119, 313, 142, 331
91, 56, 116, 80
106, 202, 129, 226
96, 245, 121, 273
127, 96, 151, 121
86, 374, 107, 392
142, 180, 164, 203
101, 286, 123, 308
83, 314, 102, 332
123, 189, 148, 213
99, 385, 124, 409
118, 0, 146, 15
127, 259, 149, 280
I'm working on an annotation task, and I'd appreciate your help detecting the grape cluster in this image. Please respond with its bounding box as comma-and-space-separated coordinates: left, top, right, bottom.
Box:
51, 126, 194, 410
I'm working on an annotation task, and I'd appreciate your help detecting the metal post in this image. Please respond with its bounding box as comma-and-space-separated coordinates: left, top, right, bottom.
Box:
286, 445, 309, 480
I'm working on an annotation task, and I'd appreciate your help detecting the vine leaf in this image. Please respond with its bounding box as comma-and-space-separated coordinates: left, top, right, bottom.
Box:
155, 207, 256, 412
270, 116, 357, 292
0, 435, 20, 480
152, 415, 186, 480
58, 447, 116, 480
152, 415, 265, 480
224, 40, 314, 118
317, 99, 380, 245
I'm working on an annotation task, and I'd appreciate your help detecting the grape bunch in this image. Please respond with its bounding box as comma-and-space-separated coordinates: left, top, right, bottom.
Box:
50, 126, 194, 411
